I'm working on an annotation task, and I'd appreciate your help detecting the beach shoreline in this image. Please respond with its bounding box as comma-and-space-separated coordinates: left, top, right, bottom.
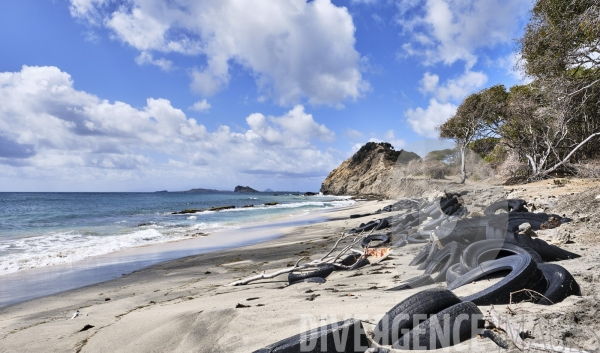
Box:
1, 188, 598, 353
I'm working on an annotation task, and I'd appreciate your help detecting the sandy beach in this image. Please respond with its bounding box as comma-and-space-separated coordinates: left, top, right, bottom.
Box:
1, 184, 599, 353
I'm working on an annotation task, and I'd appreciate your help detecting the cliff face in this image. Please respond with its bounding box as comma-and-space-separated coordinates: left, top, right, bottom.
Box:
320, 142, 419, 197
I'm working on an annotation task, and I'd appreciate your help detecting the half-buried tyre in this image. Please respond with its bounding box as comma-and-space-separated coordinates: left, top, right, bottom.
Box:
484, 199, 528, 216
347, 256, 370, 271
513, 234, 581, 261
424, 241, 464, 282
459, 239, 543, 272
417, 244, 440, 270
408, 244, 433, 266
373, 288, 461, 346
393, 301, 483, 350
288, 265, 336, 284
536, 263, 581, 305
445, 263, 466, 285
361, 233, 390, 248
253, 319, 369, 353
447, 254, 546, 305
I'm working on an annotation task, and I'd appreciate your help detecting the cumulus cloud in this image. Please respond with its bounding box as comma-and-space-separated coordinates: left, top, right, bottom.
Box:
69, 0, 368, 106
419, 70, 487, 102
189, 99, 211, 113
397, 0, 530, 67
345, 128, 364, 140
405, 99, 457, 138
0, 66, 339, 190
135, 52, 174, 71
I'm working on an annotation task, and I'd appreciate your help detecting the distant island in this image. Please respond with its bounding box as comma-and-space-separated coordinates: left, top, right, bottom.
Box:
264, 188, 274, 192
234, 185, 258, 193
180, 188, 225, 193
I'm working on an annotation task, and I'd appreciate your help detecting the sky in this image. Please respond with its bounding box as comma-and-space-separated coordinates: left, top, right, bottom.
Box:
0, 0, 531, 192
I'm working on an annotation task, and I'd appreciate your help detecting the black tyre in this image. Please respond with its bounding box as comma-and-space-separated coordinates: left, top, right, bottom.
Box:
288, 265, 335, 284
407, 232, 428, 244
460, 239, 543, 272
445, 263, 465, 285
394, 301, 483, 350
424, 241, 464, 282
253, 319, 369, 353
408, 244, 432, 266
373, 288, 461, 346
340, 253, 360, 266
375, 218, 391, 231
361, 233, 391, 248
433, 217, 490, 247
537, 263, 581, 305
513, 234, 581, 261
484, 199, 528, 216
348, 256, 369, 271
289, 277, 326, 285
417, 243, 440, 270
386, 274, 434, 291
448, 254, 546, 305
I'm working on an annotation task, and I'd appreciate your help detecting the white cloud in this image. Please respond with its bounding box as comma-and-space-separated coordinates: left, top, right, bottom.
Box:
0, 66, 339, 190
70, 0, 368, 106
189, 99, 211, 113
405, 98, 457, 138
383, 129, 406, 150
421, 70, 487, 102
397, 0, 531, 67
135, 52, 174, 71
419, 72, 439, 94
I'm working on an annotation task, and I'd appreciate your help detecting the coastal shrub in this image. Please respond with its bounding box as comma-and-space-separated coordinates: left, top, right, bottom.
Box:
571, 160, 600, 178
497, 152, 529, 182
421, 159, 450, 179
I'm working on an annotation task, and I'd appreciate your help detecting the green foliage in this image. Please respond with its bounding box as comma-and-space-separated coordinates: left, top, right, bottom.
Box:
425, 149, 458, 163
468, 137, 500, 159
350, 142, 420, 166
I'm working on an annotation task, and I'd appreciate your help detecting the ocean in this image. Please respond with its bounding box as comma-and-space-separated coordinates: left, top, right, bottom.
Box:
0, 192, 353, 306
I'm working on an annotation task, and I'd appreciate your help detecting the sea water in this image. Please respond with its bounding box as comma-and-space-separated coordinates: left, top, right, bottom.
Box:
0, 192, 353, 275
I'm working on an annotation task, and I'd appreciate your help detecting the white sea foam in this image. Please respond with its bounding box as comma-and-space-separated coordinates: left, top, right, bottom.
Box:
0, 224, 224, 275
187, 216, 197, 220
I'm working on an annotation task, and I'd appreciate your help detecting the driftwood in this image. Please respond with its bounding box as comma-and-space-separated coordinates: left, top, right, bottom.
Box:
486, 305, 590, 353
228, 229, 373, 286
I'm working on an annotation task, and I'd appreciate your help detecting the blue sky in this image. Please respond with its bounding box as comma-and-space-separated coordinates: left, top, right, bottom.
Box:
0, 0, 530, 192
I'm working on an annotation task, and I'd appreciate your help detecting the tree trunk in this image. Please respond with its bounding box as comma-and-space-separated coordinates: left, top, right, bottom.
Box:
460, 144, 467, 184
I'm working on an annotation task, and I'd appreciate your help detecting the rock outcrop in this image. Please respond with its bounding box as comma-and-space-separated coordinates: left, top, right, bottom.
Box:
234, 185, 258, 193
320, 142, 420, 197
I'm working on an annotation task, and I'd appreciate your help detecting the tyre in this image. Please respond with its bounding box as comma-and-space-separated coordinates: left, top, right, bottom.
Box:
422, 216, 447, 231
386, 274, 434, 291
447, 254, 546, 305
417, 243, 440, 270
424, 241, 464, 282
373, 288, 461, 346
348, 256, 369, 271
288, 265, 336, 284
408, 244, 432, 266
289, 277, 326, 285
484, 199, 528, 216
340, 253, 360, 266
253, 319, 369, 353
361, 233, 391, 248
537, 263, 581, 305
445, 263, 465, 285
513, 234, 581, 261
407, 232, 429, 244
459, 239, 543, 272
433, 217, 490, 247
394, 301, 483, 350
375, 218, 391, 231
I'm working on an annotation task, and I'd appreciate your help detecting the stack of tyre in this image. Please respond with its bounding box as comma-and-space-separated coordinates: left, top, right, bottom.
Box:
397, 198, 581, 306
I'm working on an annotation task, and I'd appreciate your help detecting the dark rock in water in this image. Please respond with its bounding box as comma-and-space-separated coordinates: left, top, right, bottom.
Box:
171, 209, 204, 214
208, 205, 235, 211
264, 202, 278, 206
242, 204, 254, 208
273, 193, 278, 196
234, 185, 258, 193
138, 222, 153, 227
304, 192, 317, 196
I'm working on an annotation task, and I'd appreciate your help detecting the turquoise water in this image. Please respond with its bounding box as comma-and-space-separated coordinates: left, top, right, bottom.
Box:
0, 192, 353, 275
